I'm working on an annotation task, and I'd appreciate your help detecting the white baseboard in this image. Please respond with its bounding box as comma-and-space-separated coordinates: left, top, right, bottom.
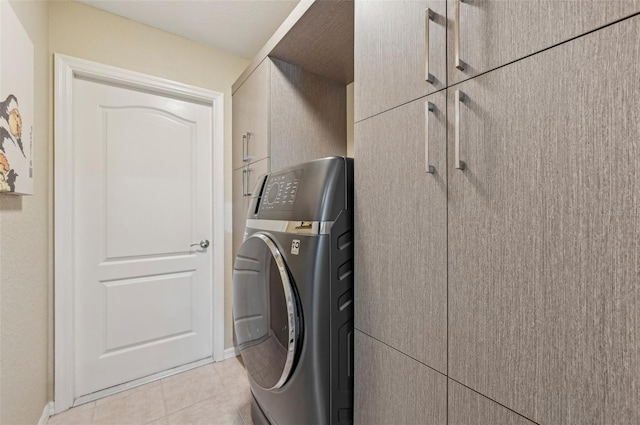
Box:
223, 346, 239, 359
37, 401, 54, 425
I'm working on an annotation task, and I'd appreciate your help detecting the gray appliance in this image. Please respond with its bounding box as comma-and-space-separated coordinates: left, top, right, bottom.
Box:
233, 157, 354, 425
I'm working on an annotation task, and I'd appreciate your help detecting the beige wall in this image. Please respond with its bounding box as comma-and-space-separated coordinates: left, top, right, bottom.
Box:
0, 1, 50, 423
2, 1, 251, 422
48, 1, 250, 354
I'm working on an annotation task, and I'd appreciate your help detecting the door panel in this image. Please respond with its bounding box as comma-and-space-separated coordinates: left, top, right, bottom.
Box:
73, 77, 212, 396
232, 59, 270, 170
354, 92, 447, 373
354, 331, 446, 425
102, 107, 194, 259
449, 380, 536, 425
232, 158, 270, 261
355, 0, 447, 122
448, 15, 640, 424
448, 0, 640, 85
102, 272, 194, 351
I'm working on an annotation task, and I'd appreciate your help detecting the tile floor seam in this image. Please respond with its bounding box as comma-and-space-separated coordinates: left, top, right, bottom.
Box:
164, 390, 225, 419
90, 401, 96, 425
235, 406, 248, 425
159, 379, 170, 419
55, 358, 249, 425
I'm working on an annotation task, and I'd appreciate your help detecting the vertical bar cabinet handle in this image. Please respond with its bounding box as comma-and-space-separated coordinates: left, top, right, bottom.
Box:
244, 132, 253, 162
455, 90, 466, 170
242, 168, 248, 196
425, 8, 434, 83
425, 101, 436, 174
242, 134, 248, 162
455, 0, 466, 71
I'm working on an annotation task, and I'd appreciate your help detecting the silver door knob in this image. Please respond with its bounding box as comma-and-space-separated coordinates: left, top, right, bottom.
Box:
191, 239, 210, 249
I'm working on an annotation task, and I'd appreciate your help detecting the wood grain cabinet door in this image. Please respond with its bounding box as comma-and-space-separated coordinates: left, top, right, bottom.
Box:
354, 331, 446, 425
448, 15, 640, 425
354, 91, 447, 373
447, 0, 640, 85
232, 158, 269, 261
269, 58, 346, 172
355, 0, 447, 122
232, 59, 270, 171
448, 380, 536, 425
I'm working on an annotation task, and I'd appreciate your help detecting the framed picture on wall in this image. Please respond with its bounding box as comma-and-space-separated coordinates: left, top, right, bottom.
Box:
0, 0, 35, 195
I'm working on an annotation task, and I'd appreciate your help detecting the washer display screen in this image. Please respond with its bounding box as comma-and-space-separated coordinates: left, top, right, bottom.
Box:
260, 169, 303, 212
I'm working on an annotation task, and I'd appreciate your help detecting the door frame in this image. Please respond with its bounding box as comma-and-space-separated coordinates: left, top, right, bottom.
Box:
54, 54, 225, 413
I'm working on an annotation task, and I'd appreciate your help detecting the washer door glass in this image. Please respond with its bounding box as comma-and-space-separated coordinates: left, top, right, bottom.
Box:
233, 233, 300, 390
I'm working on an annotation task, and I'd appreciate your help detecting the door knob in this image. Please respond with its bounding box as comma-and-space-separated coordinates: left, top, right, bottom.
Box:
191, 239, 210, 249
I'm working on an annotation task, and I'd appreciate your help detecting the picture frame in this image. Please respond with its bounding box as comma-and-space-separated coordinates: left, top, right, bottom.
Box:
0, 0, 35, 195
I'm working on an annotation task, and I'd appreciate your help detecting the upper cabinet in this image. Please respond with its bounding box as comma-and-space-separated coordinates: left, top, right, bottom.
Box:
232, 60, 270, 171
232, 57, 347, 173
355, 0, 447, 122
448, 0, 640, 85
269, 59, 347, 172
354, 0, 640, 119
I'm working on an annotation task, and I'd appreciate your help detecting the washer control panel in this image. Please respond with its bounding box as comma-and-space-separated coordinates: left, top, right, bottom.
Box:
261, 169, 303, 212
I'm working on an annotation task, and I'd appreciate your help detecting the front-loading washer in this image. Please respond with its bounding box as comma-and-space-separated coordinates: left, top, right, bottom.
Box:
233, 156, 354, 425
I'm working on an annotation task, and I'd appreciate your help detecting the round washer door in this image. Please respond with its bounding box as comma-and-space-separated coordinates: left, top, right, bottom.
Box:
232, 233, 300, 390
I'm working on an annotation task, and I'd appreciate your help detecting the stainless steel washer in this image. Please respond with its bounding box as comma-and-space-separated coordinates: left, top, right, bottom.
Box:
233, 157, 354, 425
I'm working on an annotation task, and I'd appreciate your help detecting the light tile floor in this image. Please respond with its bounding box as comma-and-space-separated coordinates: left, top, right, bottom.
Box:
47, 356, 253, 425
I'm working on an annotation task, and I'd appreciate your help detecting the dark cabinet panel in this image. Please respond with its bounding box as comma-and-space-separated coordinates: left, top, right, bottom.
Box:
355, 92, 447, 373
354, 331, 446, 425
355, 0, 447, 122
448, 14, 640, 425
448, 0, 640, 85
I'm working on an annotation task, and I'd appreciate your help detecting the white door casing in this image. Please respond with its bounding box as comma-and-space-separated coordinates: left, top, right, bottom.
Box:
54, 55, 225, 412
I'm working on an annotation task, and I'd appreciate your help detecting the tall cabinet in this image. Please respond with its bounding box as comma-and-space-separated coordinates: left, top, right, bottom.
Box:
355, 1, 640, 424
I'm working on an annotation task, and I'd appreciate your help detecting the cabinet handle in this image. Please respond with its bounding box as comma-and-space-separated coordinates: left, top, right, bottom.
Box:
455, 90, 466, 170
244, 132, 253, 162
242, 132, 254, 162
242, 134, 248, 162
455, 0, 466, 71
425, 8, 434, 83
425, 101, 435, 174
243, 167, 252, 197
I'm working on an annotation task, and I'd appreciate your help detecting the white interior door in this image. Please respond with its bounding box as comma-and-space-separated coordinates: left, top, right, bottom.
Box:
72, 76, 213, 397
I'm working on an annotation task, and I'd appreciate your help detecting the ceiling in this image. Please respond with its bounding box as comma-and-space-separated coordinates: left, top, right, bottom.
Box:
79, 0, 301, 59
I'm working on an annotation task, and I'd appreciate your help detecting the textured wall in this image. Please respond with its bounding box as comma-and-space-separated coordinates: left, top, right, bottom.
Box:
0, 1, 50, 424
48, 0, 250, 352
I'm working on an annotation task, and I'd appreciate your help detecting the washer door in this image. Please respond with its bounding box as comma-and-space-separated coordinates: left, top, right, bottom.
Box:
233, 233, 300, 390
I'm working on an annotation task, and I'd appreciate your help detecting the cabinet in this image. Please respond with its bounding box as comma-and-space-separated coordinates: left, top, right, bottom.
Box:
354, 0, 446, 122
355, 1, 640, 424
354, 92, 447, 373
448, 380, 535, 425
354, 331, 446, 425
232, 60, 270, 171
232, 57, 347, 260
448, 15, 640, 425
232, 158, 269, 264
448, 0, 640, 85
